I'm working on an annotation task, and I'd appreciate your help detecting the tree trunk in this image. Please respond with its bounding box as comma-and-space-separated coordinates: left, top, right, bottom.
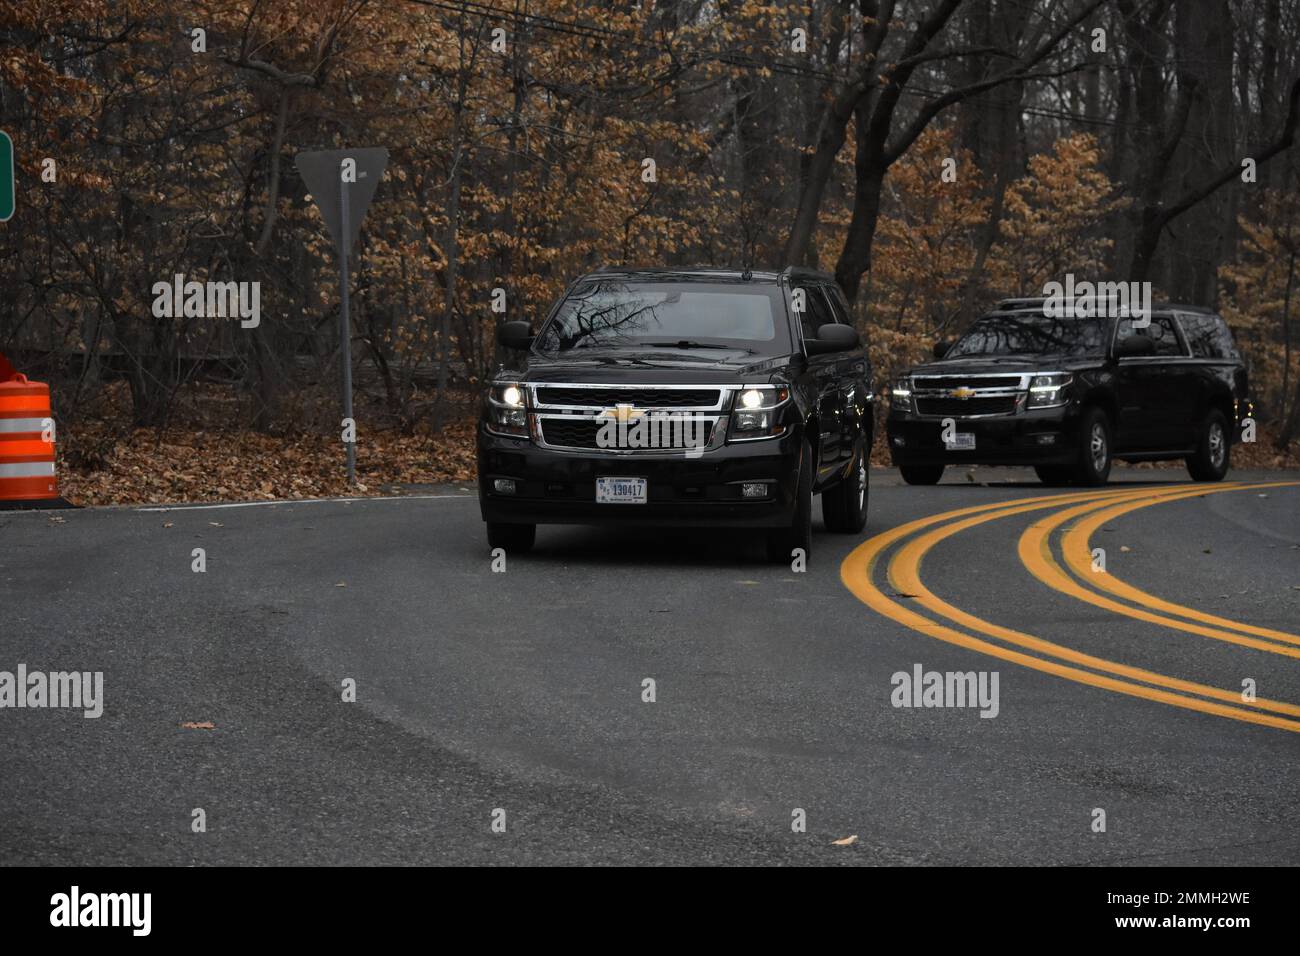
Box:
1278, 249, 1297, 447
783, 95, 859, 266
435, 121, 463, 433
832, 149, 886, 303
1168, 0, 1234, 304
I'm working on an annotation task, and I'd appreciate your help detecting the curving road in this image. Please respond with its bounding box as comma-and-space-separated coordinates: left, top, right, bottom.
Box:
2, 466, 1298, 865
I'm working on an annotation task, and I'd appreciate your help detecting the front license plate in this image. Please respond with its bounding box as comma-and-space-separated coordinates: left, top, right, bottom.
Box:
596, 476, 647, 504
945, 432, 976, 450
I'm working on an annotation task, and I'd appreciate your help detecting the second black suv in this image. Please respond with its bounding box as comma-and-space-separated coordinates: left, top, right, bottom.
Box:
887, 301, 1250, 486
477, 267, 874, 561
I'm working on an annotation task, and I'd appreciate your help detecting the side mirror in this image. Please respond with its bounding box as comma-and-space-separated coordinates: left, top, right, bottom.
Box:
932, 340, 953, 359
806, 323, 859, 355
498, 320, 534, 351
1114, 334, 1155, 358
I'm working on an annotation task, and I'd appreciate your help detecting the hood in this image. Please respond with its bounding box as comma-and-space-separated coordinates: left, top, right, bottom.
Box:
503, 347, 794, 384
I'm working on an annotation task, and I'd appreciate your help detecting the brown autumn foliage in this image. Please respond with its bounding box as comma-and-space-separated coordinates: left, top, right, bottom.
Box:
2, 1, 1299, 505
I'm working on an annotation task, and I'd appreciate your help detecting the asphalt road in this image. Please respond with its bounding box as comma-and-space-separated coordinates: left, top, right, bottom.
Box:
2, 466, 1298, 866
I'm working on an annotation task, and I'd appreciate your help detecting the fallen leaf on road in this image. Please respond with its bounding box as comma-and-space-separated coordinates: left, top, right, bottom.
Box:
48, 515, 65, 524
831, 835, 859, 846
1120, 546, 1131, 552
163, 522, 173, 528
180, 721, 214, 730
1203, 548, 1212, 554
335, 582, 347, 587
208, 521, 223, 527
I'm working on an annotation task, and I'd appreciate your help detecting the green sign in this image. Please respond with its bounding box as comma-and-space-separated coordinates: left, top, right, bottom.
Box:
0, 131, 12, 222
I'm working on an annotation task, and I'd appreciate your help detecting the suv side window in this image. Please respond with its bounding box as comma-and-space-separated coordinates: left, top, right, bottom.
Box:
1116, 314, 1186, 357
795, 284, 837, 342
1178, 312, 1239, 360
822, 284, 852, 325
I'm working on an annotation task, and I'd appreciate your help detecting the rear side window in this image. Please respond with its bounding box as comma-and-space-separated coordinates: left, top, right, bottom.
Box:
823, 284, 852, 325
1177, 312, 1239, 360
1116, 314, 1186, 357
794, 284, 838, 342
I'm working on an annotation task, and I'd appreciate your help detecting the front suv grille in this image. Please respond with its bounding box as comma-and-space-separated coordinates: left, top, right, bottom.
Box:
539, 418, 604, 449
535, 386, 721, 408
915, 396, 1019, 417
538, 416, 718, 451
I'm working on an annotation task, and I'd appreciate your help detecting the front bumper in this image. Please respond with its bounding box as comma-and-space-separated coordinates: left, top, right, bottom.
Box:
478, 424, 803, 528
886, 406, 1083, 466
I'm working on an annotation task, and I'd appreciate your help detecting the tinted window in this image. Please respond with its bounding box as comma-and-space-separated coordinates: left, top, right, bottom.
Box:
948, 313, 1107, 357
1116, 314, 1185, 357
537, 280, 789, 354
794, 284, 837, 342
823, 285, 852, 325
1178, 312, 1238, 359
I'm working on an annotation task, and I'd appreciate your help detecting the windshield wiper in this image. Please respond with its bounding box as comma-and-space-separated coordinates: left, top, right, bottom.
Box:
645, 340, 754, 352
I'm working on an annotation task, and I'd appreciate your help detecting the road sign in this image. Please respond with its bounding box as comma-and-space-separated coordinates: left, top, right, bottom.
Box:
0, 131, 14, 222
294, 148, 388, 486
295, 147, 387, 258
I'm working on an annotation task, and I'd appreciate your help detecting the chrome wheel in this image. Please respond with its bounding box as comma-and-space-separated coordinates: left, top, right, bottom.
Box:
857, 454, 867, 509
1208, 422, 1226, 469
1090, 422, 1107, 472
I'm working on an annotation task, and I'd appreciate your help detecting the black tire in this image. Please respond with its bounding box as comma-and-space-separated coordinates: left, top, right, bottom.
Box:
900, 464, 945, 486
486, 521, 535, 552
823, 435, 869, 534
1034, 465, 1074, 486
1186, 409, 1230, 482
1073, 406, 1112, 486
767, 439, 813, 563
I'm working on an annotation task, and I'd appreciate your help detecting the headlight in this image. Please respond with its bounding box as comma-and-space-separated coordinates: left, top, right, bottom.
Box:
1027, 372, 1072, 408
486, 382, 528, 436
890, 378, 913, 412
727, 385, 789, 440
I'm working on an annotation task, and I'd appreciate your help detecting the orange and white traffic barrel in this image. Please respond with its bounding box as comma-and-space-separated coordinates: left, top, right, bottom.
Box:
0, 373, 58, 502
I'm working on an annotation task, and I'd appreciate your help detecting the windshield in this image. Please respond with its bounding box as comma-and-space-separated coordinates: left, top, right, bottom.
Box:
948, 313, 1107, 358
536, 280, 790, 354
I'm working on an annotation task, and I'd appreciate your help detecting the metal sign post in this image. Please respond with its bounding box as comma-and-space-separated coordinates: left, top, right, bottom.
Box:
338, 172, 355, 484
294, 148, 388, 485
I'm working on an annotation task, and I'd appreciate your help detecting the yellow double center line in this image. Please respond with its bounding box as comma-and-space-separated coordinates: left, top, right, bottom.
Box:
1034, 487, 1300, 650
840, 483, 1300, 732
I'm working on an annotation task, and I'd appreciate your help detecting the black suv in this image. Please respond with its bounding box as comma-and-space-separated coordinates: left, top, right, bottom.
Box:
887, 300, 1250, 486
477, 267, 873, 561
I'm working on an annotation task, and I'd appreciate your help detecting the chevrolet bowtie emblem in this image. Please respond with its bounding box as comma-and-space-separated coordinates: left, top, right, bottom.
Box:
598, 403, 643, 423
950, 386, 976, 400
